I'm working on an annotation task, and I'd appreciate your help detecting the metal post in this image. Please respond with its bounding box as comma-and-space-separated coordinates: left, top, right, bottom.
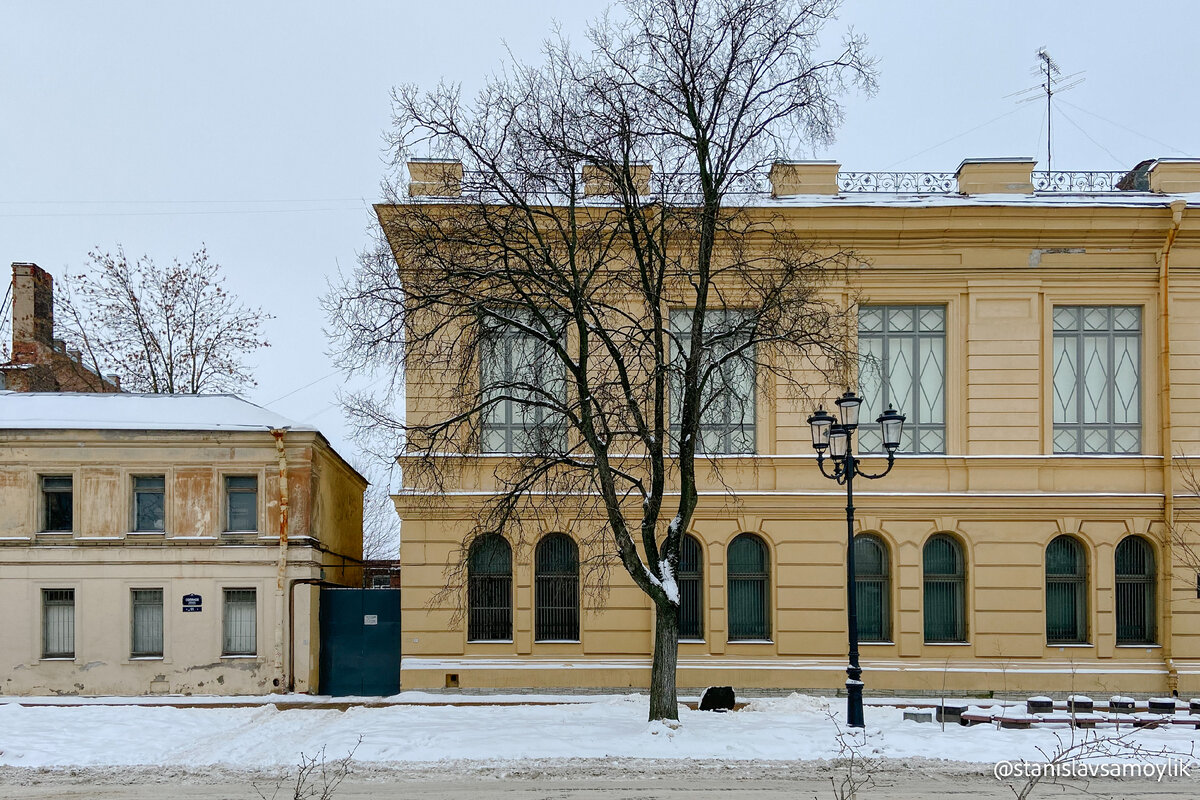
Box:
844, 452, 864, 728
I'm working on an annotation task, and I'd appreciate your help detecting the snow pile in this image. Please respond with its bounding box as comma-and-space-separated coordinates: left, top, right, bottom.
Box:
1, 695, 1198, 769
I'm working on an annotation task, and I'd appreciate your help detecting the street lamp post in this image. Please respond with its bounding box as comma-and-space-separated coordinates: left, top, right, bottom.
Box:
807, 391, 906, 729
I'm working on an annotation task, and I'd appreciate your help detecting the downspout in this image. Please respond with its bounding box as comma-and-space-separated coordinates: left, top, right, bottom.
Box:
272, 428, 291, 693
1158, 199, 1186, 694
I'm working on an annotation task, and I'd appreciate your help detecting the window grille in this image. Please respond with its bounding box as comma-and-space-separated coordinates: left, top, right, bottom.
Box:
1052, 306, 1141, 454
222, 588, 257, 655
1115, 536, 1156, 645
669, 309, 756, 454
858, 305, 945, 454
133, 476, 166, 532
534, 534, 579, 641
42, 588, 75, 658
468, 534, 513, 641
41, 476, 73, 532
225, 476, 258, 532
923, 534, 966, 642
131, 588, 163, 658
479, 310, 565, 454
677, 534, 704, 640
727, 533, 770, 640
854, 534, 890, 642
1046, 535, 1088, 644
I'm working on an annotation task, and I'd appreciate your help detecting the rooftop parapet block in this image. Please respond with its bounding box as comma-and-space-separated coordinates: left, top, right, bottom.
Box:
407, 159, 463, 198
769, 160, 840, 196
1149, 159, 1200, 194
955, 157, 1036, 195
582, 163, 652, 197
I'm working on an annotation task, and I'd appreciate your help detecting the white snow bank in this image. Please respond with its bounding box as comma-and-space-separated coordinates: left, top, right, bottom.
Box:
2, 694, 1199, 769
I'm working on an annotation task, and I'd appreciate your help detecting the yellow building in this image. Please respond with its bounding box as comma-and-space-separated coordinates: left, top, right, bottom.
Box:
387, 156, 1200, 697
0, 391, 366, 696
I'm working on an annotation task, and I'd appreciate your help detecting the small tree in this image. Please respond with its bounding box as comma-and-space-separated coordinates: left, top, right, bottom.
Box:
57, 245, 271, 394
328, 0, 873, 722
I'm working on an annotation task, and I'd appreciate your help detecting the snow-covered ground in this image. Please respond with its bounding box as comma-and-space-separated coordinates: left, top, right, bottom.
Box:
1, 693, 1198, 769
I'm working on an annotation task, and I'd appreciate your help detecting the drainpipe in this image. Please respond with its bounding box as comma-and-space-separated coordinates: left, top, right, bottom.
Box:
272, 428, 291, 693
1158, 199, 1186, 695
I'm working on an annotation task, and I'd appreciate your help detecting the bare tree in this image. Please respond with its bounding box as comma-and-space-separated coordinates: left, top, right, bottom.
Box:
327, 0, 873, 722
56, 245, 271, 394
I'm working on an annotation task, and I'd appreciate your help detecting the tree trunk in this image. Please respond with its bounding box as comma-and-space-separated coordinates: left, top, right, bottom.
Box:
648, 599, 680, 721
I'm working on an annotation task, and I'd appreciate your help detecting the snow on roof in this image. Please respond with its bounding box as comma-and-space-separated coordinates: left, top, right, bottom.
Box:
0, 391, 316, 433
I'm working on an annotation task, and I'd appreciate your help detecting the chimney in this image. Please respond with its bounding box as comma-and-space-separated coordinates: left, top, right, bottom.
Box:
407, 159, 463, 197
582, 163, 652, 197
10, 263, 55, 364
105, 373, 122, 390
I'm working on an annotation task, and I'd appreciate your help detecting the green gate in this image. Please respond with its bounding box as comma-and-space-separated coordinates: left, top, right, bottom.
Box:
318, 588, 401, 696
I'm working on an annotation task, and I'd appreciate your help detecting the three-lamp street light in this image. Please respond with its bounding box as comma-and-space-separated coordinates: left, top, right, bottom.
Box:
807, 390, 906, 729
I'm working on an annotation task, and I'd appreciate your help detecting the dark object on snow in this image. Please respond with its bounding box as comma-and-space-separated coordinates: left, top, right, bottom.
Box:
1066, 696, 1094, 714
903, 710, 934, 723
1191, 699, 1200, 715
937, 704, 968, 725
1149, 698, 1176, 715
1116, 159, 1154, 192
699, 686, 736, 711
1109, 697, 1135, 713
1027, 697, 1054, 715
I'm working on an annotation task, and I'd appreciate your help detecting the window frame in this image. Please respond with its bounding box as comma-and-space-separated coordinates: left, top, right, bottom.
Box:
132, 474, 167, 533
1115, 535, 1156, 646
1051, 305, 1142, 455
677, 534, 705, 641
922, 533, 967, 644
130, 587, 165, 659
857, 304, 946, 455
223, 475, 259, 533
727, 533, 771, 642
467, 534, 514, 642
478, 309, 567, 455
1045, 534, 1089, 645
669, 308, 757, 455
39, 475, 74, 533
534, 533, 580, 642
221, 587, 258, 657
854, 533, 892, 643
41, 587, 76, 660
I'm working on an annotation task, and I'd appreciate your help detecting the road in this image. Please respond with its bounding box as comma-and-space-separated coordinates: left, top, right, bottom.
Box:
2, 760, 1197, 799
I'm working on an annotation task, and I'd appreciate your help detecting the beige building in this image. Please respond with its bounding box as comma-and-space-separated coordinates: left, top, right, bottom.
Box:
0, 391, 366, 696
389, 157, 1200, 696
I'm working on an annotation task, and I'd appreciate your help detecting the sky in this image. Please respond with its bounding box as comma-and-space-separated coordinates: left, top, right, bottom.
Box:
3, 0, 1198, 466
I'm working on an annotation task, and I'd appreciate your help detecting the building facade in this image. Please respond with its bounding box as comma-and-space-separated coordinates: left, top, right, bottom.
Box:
0, 392, 366, 696
388, 156, 1200, 696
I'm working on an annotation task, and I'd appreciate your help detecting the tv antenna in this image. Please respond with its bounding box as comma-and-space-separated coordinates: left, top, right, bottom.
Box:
1004, 49, 1085, 172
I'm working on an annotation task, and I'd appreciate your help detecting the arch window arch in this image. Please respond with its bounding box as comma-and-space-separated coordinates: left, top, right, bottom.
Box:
1046, 535, 1088, 644
535, 533, 579, 641
1115, 535, 1156, 645
677, 534, 704, 640
923, 534, 966, 643
727, 533, 770, 641
854, 534, 891, 643
467, 534, 512, 641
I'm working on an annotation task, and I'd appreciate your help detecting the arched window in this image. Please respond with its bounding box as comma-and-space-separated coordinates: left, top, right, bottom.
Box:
467, 534, 512, 641
923, 534, 966, 642
1115, 535, 1156, 645
1046, 535, 1088, 644
535, 533, 579, 641
854, 534, 891, 642
678, 534, 704, 640
727, 533, 770, 641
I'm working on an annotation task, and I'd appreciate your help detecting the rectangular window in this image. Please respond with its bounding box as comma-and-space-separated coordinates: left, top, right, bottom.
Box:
42, 588, 75, 659
670, 309, 756, 454
1052, 306, 1141, 454
41, 476, 73, 532
858, 305, 945, 454
225, 476, 258, 532
479, 311, 565, 454
130, 589, 164, 658
133, 476, 166, 532
222, 588, 257, 656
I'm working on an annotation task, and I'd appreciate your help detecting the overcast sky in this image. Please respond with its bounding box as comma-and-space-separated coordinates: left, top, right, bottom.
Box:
3, 0, 1198, 464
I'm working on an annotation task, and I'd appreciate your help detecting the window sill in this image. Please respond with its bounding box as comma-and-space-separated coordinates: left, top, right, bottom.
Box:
1116, 643, 1161, 649
924, 641, 971, 646
130, 656, 164, 661
860, 641, 895, 646
679, 638, 706, 644
40, 657, 75, 662
534, 640, 581, 644
467, 639, 514, 644
1049, 643, 1094, 648
128, 531, 166, 536
220, 654, 258, 659
727, 639, 774, 644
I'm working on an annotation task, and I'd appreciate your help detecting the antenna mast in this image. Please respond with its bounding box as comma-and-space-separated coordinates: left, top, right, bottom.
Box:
1037, 49, 1059, 172
1006, 51, 1084, 173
